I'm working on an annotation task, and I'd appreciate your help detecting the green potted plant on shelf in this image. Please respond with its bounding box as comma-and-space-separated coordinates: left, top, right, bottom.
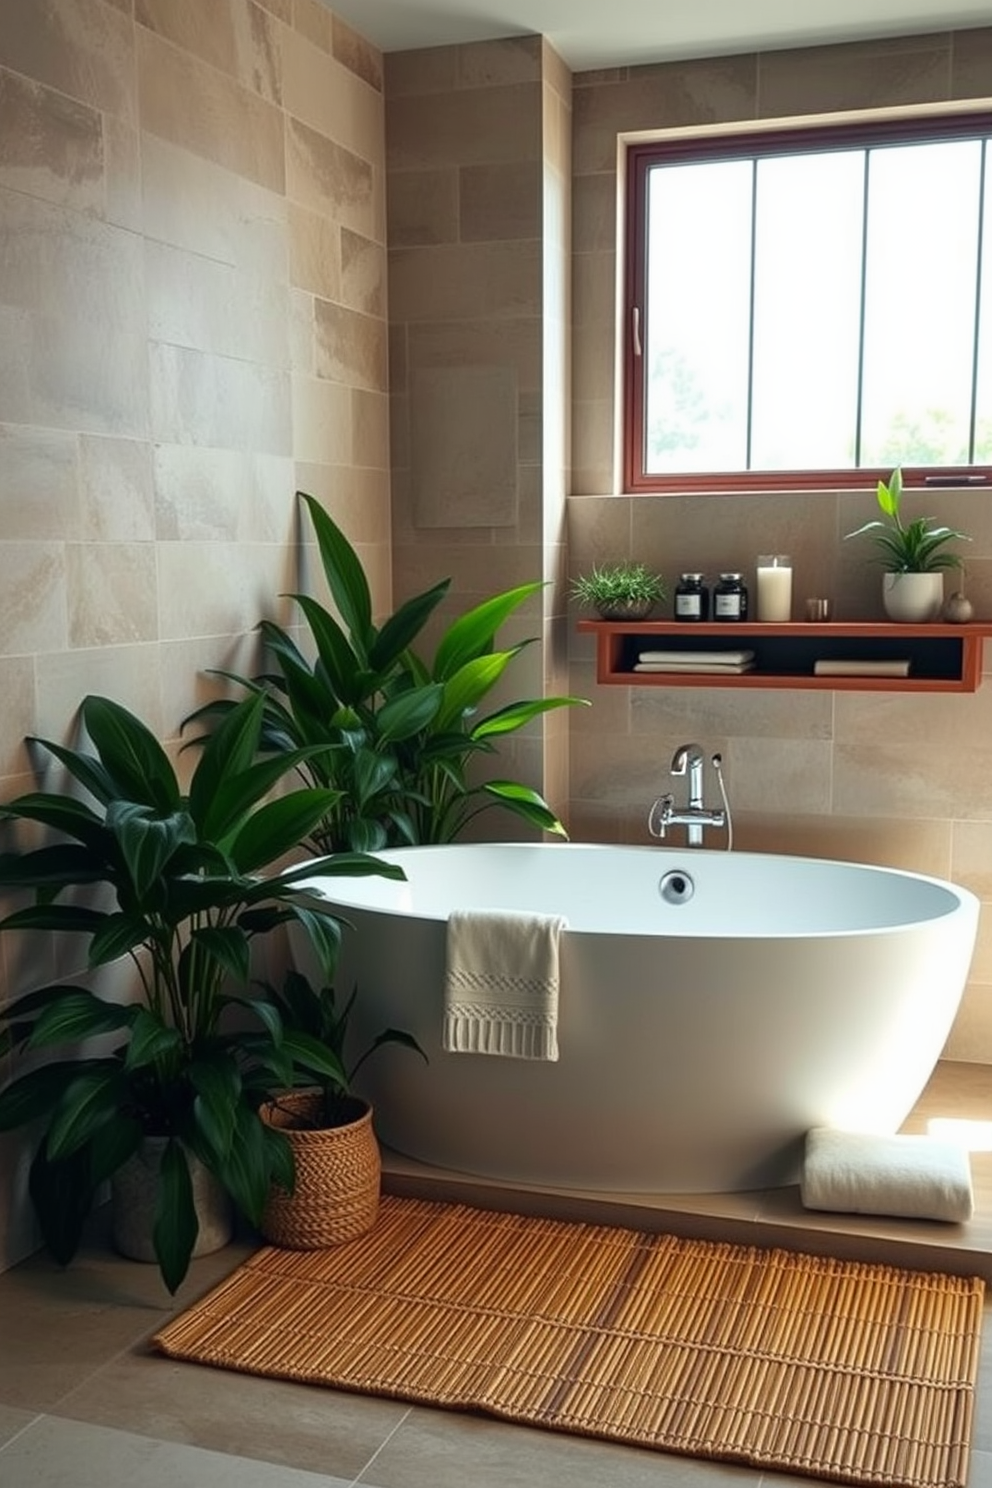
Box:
570, 561, 667, 620
185, 492, 587, 851
844, 467, 971, 622
0, 691, 402, 1292
255, 966, 425, 1249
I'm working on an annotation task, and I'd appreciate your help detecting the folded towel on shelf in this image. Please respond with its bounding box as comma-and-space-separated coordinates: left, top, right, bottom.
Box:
638, 649, 755, 665
443, 909, 567, 1061
800, 1127, 974, 1223
813, 659, 911, 678
634, 660, 755, 675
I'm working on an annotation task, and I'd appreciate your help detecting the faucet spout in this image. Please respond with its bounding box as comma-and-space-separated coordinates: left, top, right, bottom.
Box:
670, 742, 706, 810
648, 742, 726, 848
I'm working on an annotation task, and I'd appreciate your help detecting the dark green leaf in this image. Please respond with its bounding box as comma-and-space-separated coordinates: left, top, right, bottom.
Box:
189, 1057, 241, 1159
227, 788, 341, 874
27, 989, 134, 1050
369, 578, 450, 671
435, 652, 514, 731
81, 696, 180, 812
154, 1140, 198, 1294
187, 691, 266, 833
472, 695, 589, 739
377, 684, 443, 743
46, 1062, 128, 1159
124, 1009, 183, 1069
107, 801, 197, 898
29, 1141, 96, 1266
298, 491, 373, 650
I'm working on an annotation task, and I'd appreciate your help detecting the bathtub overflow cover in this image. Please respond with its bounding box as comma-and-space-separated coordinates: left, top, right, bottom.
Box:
658, 869, 695, 905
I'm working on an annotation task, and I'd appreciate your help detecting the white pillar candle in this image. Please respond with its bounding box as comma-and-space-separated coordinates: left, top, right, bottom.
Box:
756, 555, 792, 622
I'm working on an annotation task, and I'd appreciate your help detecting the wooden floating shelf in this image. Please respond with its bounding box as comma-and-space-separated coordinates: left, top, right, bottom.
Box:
576, 619, 992, 693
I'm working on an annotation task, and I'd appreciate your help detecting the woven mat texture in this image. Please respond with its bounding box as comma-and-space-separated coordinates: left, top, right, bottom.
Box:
154, 1195, 984, 1488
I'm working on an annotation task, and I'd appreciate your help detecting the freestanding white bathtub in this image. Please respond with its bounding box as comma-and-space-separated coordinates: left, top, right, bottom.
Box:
300, 843, 979, 1193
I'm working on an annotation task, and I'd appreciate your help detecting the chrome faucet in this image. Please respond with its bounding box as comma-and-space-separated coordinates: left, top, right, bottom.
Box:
648, 742, 728, 848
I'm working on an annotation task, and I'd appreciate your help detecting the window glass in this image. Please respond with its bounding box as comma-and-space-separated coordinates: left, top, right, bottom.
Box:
627, 115, 992, 491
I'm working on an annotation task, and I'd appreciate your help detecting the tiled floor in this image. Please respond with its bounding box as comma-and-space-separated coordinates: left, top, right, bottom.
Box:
1, 1060, 992, 1488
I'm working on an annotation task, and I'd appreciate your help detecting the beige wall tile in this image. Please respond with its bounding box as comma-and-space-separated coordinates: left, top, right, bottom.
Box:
0, 659, 37, 778
288, 201, 342, 298
103, 115, 142, 231
387, 84, 542, 171
34, 644, 165, 741
0, 0, 136, 121
458, 36, 543, 88
757, 34, 951, 117
157, 540, 293, 641
351, 389, 390, 472
295, 462, 391, 544
291, 373, 355, 464
282, 31, 385, 172
951, 26, 992, 96
153, 445, 294, 543
144, 240, 291, 366
135, 0, 242, 77
460, 161, 542, 241
332, 14, 383, 92
313, 299, 387, 391
386, 167, 458, 247
0, 69, 104, 215
67, 543, 158, 648
293, 0, 332, 53
573, 55, 758, 175
0, 425, 79, 540
390, 241, 542, 321
341, 228, 386, 316
411, 365, 518, 528
78, 434, 155, 542
138, 26, 285, 192
149, 342, 292, 452
384, 47, 459, 98
286, 115, 376, 234
0, 543, 66, 656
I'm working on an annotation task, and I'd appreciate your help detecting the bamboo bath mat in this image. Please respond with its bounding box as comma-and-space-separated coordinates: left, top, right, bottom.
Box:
154, 1195, 984, 1487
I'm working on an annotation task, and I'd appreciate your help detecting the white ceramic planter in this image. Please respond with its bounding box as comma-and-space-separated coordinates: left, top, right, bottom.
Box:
111, 1138, 232, 1263
882, 572, 944, 623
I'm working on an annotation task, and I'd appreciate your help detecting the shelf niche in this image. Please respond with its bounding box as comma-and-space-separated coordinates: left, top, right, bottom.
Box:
575, 619, 992, 693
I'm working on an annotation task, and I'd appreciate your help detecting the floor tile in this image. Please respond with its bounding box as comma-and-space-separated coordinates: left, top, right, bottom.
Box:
58, 1349, 410, 1480
0, 1416, 355, 1487
357, 1404, 759, 1487
0, 1401, 37, 1448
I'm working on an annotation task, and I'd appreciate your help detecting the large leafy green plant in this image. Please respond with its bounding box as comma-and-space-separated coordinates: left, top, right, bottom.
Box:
0, 692, 401, 1291
258, 968, 425, 1130
188, 492, 586, 851
845, 467, 970, 572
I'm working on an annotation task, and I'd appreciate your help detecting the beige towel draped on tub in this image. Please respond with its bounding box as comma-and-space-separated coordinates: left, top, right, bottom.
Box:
443, 909, 567, 1061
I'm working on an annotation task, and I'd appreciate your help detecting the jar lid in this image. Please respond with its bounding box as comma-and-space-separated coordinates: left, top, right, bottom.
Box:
679, 572, 704, 582
718, 572, 743, 581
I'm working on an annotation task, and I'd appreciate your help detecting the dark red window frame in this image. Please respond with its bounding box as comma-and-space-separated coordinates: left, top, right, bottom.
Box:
624, 110, 992, 495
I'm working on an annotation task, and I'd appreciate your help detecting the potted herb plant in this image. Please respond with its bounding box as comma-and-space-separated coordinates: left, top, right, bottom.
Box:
256, 967, 425, 1249
570, 561, 667, 620
0, 692, 401, 1292
845, 467, 970, 622
185, 492, 587, 851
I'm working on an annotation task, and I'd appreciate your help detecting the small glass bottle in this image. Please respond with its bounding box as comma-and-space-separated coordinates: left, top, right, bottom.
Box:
674, 573, 709, 621
713, 572, 748, 621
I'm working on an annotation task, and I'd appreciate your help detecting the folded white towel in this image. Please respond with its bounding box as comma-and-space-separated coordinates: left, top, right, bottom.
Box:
638, 649, 754, 664
801, 1128, 974, 1223
443, 909, 567, 1061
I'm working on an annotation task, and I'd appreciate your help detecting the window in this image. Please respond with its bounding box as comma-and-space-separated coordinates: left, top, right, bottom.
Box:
624, 113, 992, 492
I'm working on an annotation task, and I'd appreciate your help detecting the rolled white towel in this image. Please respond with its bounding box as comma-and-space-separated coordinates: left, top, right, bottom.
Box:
801, 1128, 974, 1223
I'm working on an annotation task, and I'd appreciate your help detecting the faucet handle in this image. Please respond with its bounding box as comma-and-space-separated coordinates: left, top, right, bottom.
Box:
647, 793, 674, 839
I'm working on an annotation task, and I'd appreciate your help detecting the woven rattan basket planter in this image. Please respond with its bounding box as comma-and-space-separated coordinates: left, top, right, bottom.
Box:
259, 1092, 381, 1249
